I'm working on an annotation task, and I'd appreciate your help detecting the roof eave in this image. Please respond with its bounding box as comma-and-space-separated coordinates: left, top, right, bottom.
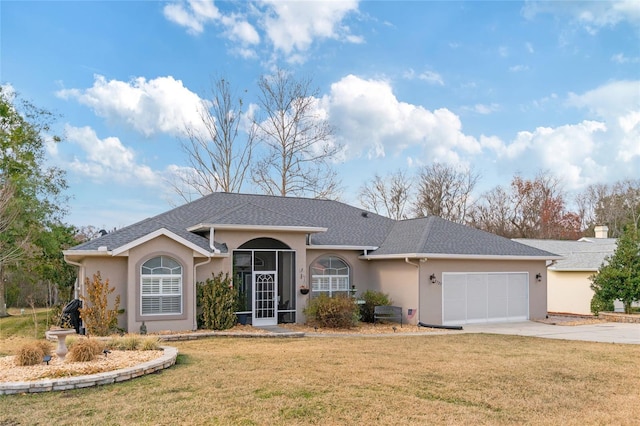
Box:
360, 253, 563, 261
307, 245, 379, 251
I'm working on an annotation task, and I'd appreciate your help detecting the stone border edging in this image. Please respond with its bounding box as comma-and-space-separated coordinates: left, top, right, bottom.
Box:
157, 330, 304, 341
0, 346, 178, 395
597, 312, 640, 323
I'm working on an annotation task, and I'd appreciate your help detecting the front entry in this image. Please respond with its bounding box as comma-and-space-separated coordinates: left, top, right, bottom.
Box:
253, 271, 277, 326
233, 238, 296, 326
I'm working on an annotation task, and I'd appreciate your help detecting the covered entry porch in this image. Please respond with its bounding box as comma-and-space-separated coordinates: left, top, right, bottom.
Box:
233, 238, 296, 326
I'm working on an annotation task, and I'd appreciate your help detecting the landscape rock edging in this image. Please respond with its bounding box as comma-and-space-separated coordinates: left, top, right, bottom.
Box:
597, 312, 640, 323
0, 346, 178, 395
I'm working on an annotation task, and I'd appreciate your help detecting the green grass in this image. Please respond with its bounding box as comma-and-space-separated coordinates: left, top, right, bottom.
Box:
0, 308, 54, 341
1, 334, 639, 425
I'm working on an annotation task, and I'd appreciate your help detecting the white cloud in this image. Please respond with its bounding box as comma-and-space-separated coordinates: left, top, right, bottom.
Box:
57, 75, 205, 137
463, 103, 501, 115
485, 80, 640, 189
499, 46, 508, 57
63, 125, 161, 186
610, 53, 640, 63
163, 0, 260, 52
525, 42, 534, 53
509, 64, 529, 72
404, 68, 444, 86
163, 0, 220, 35
523, 1, 640, 32
162, 1, 360, 61
260, 0, 361, 56
566, 80, 640, 120
322, 75, 481, 163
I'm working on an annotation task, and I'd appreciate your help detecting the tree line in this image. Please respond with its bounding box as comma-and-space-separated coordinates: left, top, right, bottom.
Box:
358, 165, 639, 240
1, 87, 78, 315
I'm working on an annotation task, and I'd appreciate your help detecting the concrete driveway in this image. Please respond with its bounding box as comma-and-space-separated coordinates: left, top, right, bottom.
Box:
462, 321, 640, 344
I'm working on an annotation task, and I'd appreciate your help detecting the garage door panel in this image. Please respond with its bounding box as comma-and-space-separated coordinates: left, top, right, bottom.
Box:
442, 275, 467, 323
443, 273, 529, 325
466, 275, 487, 321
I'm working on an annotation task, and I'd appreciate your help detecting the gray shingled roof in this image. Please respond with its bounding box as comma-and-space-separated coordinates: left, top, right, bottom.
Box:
515, 238, 617, 270
373, 216, 557, 257
70, 192, 558, 259
71, 193, 394, 252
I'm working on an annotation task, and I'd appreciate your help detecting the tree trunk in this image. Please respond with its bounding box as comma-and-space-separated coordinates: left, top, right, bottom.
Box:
0, 265, 7, 317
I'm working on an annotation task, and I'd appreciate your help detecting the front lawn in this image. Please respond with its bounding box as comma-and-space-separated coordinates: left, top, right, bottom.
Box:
1, 334, 638, 424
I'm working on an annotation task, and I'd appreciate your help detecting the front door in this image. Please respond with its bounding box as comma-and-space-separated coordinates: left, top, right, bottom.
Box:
252, 271, 277, 326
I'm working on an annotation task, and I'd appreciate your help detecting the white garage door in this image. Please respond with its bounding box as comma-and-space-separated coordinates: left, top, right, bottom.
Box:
442, 273, 529, 325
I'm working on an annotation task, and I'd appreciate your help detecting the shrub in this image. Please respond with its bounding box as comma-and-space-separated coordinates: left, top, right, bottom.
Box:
140, 336, 161, 351
79, 272, 123, 336
304, 294, 359, 328
15, 343, 45, 366
197, 272, 236, 330
106, 334, 141, 351
67, 338, 104, 362
359, 290, 393, 323
35, 340, 52, 357
590, 293, 615, 316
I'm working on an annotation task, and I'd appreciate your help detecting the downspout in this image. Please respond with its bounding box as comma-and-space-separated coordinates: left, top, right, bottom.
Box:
405, 258, 420, 325
64, 256, 85, 300
209, 227, 221, 254
193, 256, 212, 331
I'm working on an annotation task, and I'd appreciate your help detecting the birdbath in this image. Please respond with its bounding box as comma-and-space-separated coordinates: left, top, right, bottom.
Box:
47, 329, 77, 360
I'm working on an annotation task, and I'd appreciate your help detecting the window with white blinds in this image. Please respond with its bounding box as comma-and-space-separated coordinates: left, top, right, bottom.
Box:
310, 256, 350, 297
141, 256, 182, 315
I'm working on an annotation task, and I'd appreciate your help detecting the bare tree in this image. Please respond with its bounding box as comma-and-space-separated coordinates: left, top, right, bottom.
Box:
173, 76, 255, 202
358, 170, 412, 220
252, 69, 341, 198
412, 163, 479, 224
468, 185, 513, 237
471, 171, 581, 239
576, 179, 640, 237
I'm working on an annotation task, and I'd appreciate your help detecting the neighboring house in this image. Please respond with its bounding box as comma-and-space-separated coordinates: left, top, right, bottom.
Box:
63, 193, 559, 333
515, 226, 618, 315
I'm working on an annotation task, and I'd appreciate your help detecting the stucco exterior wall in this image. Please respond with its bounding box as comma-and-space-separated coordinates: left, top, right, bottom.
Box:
78, 257, 128, 331
547, 270, 593, 315
127, 235, 197, 333
418, 259, 548, 325
365, 259, 420, 325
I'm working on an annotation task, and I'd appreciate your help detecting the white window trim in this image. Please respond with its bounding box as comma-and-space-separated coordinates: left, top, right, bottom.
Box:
141, 257, 183, 316
310, 256, 350, 297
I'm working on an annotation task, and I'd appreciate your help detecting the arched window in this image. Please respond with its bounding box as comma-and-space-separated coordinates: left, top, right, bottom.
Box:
310, 256, 350, 296
141, 256, 182, 315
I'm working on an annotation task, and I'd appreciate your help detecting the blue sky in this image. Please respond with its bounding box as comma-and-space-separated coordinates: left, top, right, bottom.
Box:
2, 1, 639, 229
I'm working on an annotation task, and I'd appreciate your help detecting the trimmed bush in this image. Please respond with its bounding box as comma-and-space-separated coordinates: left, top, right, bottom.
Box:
359, 290, 393, 323
15, 343, 45, 366
304, 294, 359, 329
67, 338, 104, 362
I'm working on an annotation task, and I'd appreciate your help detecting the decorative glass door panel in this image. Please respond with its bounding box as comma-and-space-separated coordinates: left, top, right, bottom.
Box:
253, 271, 277, 326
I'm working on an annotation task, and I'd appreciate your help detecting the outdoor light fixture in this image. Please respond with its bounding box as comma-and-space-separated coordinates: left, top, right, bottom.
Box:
430, 274, 437, 284
535, 273, 542, 282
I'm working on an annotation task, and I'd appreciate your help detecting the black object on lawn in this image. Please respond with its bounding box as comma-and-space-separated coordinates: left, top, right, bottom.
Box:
60, 299, 83, 333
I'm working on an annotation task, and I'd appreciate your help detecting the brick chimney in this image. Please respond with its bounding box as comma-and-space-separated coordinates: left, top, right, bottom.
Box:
594, 225, 609, 239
